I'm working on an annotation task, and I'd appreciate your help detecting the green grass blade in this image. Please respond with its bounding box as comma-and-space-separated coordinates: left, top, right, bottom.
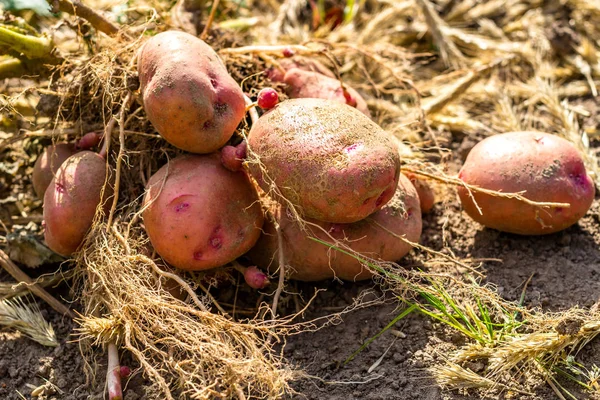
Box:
344, 304, 417, 365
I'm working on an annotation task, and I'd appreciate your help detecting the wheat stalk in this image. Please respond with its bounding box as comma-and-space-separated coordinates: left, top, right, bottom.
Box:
0, 297, 57, 347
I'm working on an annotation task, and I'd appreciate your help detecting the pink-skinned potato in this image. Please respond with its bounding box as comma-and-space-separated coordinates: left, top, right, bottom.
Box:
248, 99, 400, 223
248, 174, 422, 281
43, 151, 113, 256
142, 154, 264, 271
138, 31, 245, 154
283, 68, 371, 117
267, 57, 336, 82
403, 172, 435, 213
33, 143, 77, 200
458, 131, 595, 235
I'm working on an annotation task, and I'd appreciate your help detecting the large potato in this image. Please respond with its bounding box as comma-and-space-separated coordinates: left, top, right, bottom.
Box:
248, 99, 400, 223
142, 154, 264, 271
43, 152, 113, 256
248, 174, 422, 281
283, 68, 371, 117
458, 131, 595, 235
138, 31, 245, 154
32, 143, 77, 200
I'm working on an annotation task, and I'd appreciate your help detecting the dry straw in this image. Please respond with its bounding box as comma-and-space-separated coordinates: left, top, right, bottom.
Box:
0, 297, 57, 347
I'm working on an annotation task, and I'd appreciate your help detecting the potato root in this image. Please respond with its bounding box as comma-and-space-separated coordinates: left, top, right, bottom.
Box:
458, 131, 595, 235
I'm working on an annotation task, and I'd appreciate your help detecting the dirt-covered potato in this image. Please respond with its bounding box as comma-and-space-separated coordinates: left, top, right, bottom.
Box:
142, 154, 264, 271
43, 152, 113, 256
283, 68, 371, 117
248, 98, 400, 223
248, 174, 422, 281
32, 143, 77, 200
458, 131, 595, 235
138, 31, 245, 154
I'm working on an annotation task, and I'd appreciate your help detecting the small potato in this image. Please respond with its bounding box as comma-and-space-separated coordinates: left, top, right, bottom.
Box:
220, 140, 247, 172
138, 31, 245, 154
248, 175, 422, 281
142, 154, 264, 271
43, 152, 113, 256
403, 172, 435, 214
32, 143, 77, 200
248, 99, 400, 223
283, 68, 371, 117
458, 131, 595, 235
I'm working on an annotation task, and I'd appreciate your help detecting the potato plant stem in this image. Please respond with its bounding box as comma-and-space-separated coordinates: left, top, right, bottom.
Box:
50, 0, 122, 36
0, 26, 53, 59
270, 219, 286, 318
107, 92, 133, 227
244, 95, 259, 124
200, 0, 220, 40
107, 341, 123, 400
0, 57, 24, 78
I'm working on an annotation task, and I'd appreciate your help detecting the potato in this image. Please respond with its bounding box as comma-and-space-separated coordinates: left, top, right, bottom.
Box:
403, 172, 435, 214
138, 31, 246, 154
283, 68, 371, 117
142, 154, 264, 271
32, 143, 77, 200
266, 57, 336, 82
458, 131, 595, 235
220, 140, 247, 172
248, 98, 400, 223
75, 132, 102, 150
43, 152, 113, 256
248, 174, 422, 281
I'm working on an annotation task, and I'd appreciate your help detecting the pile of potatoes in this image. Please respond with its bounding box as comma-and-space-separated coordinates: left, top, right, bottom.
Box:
36, 30, 596, 284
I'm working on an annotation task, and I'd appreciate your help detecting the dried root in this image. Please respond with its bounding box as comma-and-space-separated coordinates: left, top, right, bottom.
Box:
75, 223, 294, 400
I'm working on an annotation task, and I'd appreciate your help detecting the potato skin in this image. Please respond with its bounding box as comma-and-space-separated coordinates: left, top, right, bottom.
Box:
458, 131, 595, 235
142, 154, 264, 271
403, 172, 435, 214
248, 98, 400, 223
283, 68, 371, 117
138, 31, 245, 154
43, 152, 113, 256
33, 143, 77, 200
248, 174, 422, 281
267, 57, 336, 82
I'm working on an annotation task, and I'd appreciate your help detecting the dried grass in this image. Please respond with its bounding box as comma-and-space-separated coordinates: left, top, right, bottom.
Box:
0, 297, 57, 347
74, 222, 294, 400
